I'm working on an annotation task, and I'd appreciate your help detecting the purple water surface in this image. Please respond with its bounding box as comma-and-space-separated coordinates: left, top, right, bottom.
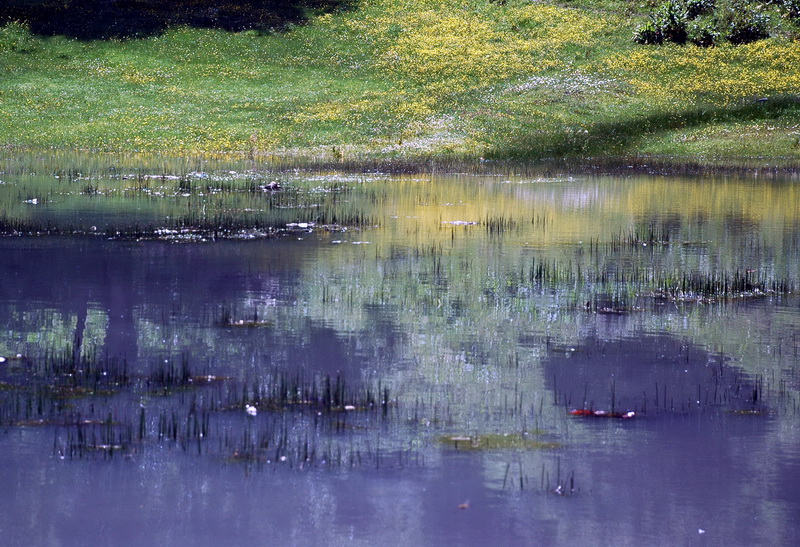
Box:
1, 170, 799, 546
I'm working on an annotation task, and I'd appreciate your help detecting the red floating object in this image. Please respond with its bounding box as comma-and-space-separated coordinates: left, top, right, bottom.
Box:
569, 409, 594, 416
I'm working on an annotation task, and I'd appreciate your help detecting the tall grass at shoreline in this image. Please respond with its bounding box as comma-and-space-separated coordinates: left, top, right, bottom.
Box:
1, 0, 800, 164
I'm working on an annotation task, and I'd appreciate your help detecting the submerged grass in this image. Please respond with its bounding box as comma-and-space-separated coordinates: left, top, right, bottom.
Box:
1, 349, 405, 465
439, 432, 560, 451
0, 167, 379, 238
1, 0, 799, 165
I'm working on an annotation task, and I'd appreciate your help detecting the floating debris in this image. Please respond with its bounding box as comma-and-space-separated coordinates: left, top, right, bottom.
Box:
724, 409, 771, 416
569, 409, 636, 419
254, 181, 281, 191
220, 319, 274, 328
216, 307, 273, 329
286, 222, 314, 230
188, 375, 227, 385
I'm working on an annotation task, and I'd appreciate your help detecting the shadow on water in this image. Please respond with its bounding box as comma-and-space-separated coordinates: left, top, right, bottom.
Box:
545, 332, 772, 416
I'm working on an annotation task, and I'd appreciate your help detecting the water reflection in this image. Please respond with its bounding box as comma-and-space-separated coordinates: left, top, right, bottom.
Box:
1, 156, 798, 545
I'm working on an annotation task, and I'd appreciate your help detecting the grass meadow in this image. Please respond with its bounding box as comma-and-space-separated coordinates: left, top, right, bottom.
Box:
1, 0, 800, 165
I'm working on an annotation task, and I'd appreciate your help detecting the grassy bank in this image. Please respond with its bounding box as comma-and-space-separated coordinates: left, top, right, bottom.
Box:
2, 0, 800, 166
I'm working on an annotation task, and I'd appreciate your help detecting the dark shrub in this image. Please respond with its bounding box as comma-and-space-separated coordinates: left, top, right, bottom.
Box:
721, 2, 771, 44
687, 16, 719, 46
767, 0, 800, 18
635, 0, 779, 46
653, 0, 690, 44
634, 20, 665, 44
684, 0, 716, 18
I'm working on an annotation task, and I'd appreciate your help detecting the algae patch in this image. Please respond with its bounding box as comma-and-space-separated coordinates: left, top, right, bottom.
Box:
439, 432, 560, 451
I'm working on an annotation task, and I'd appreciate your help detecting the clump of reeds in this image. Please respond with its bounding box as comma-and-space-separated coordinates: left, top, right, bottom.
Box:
483, 215, 519, 235
0, 347, 130, 405
221, 372, 394, 416
55, 412, 138, 460
500, 458, 578, 496
145, 355, 228, 396
652, 270, 796, 302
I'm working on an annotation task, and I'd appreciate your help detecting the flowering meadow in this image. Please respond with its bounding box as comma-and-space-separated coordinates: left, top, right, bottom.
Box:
1, 0, 799, 163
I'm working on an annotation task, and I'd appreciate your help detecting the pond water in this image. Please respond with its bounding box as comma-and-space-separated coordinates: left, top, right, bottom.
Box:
1, 155, 799, 546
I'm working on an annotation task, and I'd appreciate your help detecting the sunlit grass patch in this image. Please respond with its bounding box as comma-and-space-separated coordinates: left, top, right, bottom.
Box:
361, 0, 615, 99
600, 40, 800, 105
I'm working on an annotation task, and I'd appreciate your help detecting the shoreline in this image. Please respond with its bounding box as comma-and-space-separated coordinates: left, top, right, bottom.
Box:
4, 145, 800, 177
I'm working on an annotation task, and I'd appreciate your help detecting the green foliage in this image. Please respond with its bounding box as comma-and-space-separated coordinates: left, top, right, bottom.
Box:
634, 0, 794, 46
686, 15, 719, 46
655, 0, 689, 43
684, 0, 716, 18
719, 1, 772, 44
0, 21, 38, 53
634, 19, 664, 44
634, 0, 689, 45
769, 0, 800, 17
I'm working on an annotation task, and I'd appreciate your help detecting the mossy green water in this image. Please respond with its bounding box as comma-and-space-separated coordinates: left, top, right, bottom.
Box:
2, 0, 800, 165
439, 433, 560, 451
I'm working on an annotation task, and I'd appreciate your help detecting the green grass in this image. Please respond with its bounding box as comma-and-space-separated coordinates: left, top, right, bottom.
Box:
1, 0, 800, 166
